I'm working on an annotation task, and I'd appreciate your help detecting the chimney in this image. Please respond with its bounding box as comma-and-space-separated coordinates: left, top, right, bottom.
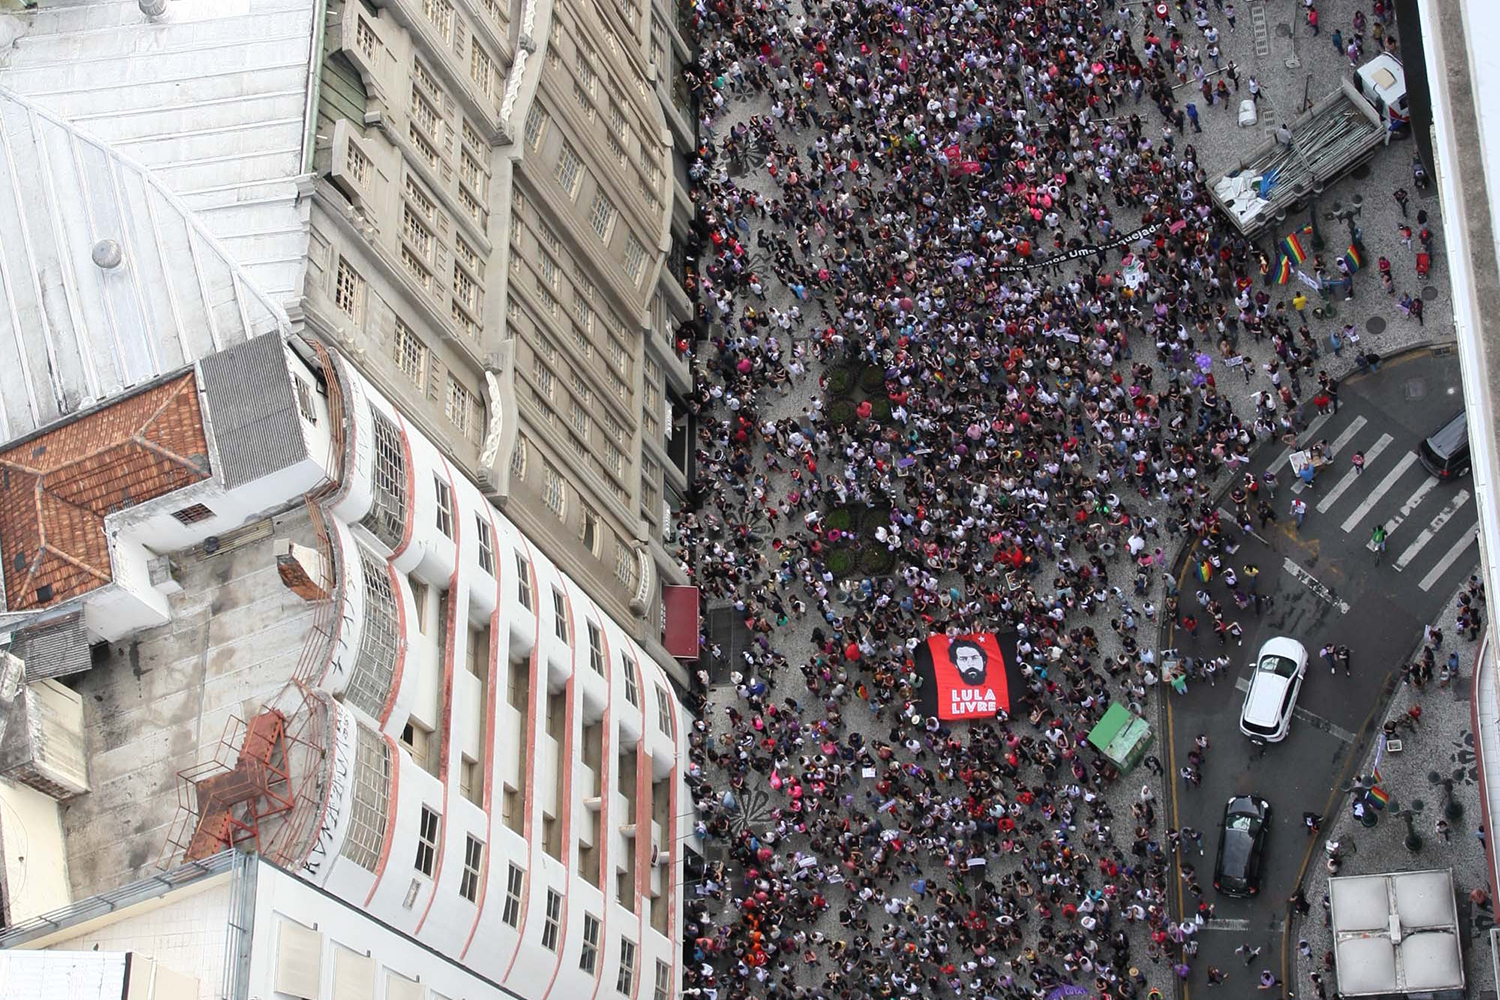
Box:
276, 540, 331, 602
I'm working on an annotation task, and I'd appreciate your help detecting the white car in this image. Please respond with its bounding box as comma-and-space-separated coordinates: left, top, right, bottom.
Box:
1238, 637, 1309, 742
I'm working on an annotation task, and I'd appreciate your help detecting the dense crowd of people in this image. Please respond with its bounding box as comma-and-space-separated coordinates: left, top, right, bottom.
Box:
669, 2, 1406, 999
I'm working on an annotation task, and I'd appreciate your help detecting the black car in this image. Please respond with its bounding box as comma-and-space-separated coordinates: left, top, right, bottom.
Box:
1418, 411, 1471, 480
1214, 795, 1271, 896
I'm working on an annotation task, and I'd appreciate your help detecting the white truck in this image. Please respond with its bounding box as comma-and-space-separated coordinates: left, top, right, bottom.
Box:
1212, 55, 1409, 237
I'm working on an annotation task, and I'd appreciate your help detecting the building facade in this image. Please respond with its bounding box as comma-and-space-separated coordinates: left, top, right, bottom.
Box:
0, 0, 700, 680
0, 334, 692, 1000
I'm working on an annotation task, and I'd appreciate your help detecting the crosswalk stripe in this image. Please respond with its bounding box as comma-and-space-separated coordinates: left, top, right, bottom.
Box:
1343, 451, 1421, 534
1291, 416, 1367, 494
1394, 489, 1471, 571
1316, 433, 1392, 513
1269, 411, 1334, 473
1419, 524, 1480, 592
1363, 469, 1439, 547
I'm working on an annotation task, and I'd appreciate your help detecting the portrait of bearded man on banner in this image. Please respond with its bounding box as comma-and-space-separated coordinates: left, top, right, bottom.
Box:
914, 632, 1022, 722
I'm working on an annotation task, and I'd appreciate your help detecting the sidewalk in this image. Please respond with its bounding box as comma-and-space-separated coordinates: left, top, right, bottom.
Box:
1288, 579, 1494, 997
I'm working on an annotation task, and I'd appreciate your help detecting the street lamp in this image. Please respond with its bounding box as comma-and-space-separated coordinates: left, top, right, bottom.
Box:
1397, 809, 1424, 853
1310, 182, 1326, 251
1442, 778, 1464, 821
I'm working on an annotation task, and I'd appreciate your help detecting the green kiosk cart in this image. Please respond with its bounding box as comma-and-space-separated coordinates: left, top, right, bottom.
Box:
1087, 703, 1154, 773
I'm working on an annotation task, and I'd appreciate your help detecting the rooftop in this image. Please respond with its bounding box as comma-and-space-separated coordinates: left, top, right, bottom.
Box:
0, 372, 209, 613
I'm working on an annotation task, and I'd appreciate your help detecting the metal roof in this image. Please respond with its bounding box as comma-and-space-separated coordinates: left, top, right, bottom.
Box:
0, 0, 313, 440
1329, 868, 1465, 997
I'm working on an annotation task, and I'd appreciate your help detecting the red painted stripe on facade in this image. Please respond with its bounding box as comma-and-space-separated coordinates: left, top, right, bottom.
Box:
413, 458, 463, 934
581, 616, 617, 1000
644, 655, 685, 999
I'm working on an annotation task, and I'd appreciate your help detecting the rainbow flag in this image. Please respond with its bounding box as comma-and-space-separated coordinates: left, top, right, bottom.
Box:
1280, 226, 1313, 264
1276, 257, 1293, 284
1369, 785, 1390, 808
1342, 244, 1363, 273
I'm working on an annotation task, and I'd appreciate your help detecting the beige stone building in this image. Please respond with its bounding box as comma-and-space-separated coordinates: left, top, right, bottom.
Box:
0, 0, 700, 679
302, 0, 700, 679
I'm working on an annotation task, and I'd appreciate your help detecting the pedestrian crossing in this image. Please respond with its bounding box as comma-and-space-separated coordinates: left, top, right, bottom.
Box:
1268, 411, 1481, 593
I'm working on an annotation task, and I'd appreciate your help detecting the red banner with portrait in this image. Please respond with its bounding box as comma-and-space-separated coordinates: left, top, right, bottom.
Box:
915, 632, 1024, 721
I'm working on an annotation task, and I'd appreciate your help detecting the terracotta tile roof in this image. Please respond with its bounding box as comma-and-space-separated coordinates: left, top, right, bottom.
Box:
0, 373, 210, 612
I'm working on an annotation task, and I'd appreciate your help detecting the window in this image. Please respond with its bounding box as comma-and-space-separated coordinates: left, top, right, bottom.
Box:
434, 476, 453, 537
622, 235, 646, 282
604, 441, 623, 476
411, 129, 441, 169
581, 507, 599, 554
574, 298, 594, 334
363, 411, 407, 549
456, 237, 482, 275
539, 289, 559, 317
403, 205, 433, 259
579, 913, 601, 975
573, 83, 596, 117
615, 541, 637, 589
446, 378, 471, 434
355, 17, 378, 58
653, 961, 671, 1000
533, 365, 556, 406
609, 337, 629, 375
172, 503, 214, 524
502, 864, 524, 927
539, 254, 558, 290
588, 622, 604, 674
569, 399, 590, 439
515, 553, 533, 609
415, 806, 440, 876
656, 685, 675, 736
476, 516, 494, 573
471, 45, 494, 97
422, 0, 453, 41
460, 757, 479, 803
412, 60, 441, 96
295, 378, 319, 426
609, 102, 626, 133
405, 176, 435, 217
588, 191, 617, 240
401, 246, 432, 291
459, 187, 485, 225
525, 105, 548, 149
552, 587, 569, 642
451, 303, 481, 340
394, 323, 426, 388
400, 720, 432, 772
341, 724, 392, 870
616, 939, 636, 995
607, 132, 625, 163
540, 223, 561, 254
348, 140, 372, 187
621, 653, 639, 706
410, 88, 440, 136
334, 258, 363, 317
460, 835, 483, 901
543, 463, 565, 517
454, 266, 480, 310
511, 436, 529, 481
555, 143, 583, 197
461, 150, 486, 194
578, 58, 597, 96
541, 889, 562, 950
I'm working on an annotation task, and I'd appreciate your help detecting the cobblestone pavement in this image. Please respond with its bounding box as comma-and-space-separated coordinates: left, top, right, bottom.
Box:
680, 1, 1456, 998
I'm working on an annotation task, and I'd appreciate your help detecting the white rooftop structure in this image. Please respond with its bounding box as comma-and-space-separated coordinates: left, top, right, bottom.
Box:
0, 0, 312, 438
1329, 868, 1465, 998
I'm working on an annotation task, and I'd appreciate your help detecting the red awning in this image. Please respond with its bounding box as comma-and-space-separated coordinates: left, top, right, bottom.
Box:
662, 585, 700, 660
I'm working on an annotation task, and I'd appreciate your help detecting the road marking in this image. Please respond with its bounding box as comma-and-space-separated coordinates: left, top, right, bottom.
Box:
1316, 433, 1392, 513
1419, 524, 1480, 592
1394, 489, 1472, 571
1364, 470, 1441, 548
1282, 556, 1351, 614
1200, 918, 1252, 932
1343, 451, 1422, 534
1234, 676, 1358, 743
1291, 416, 1368, 494
1269, 411, 1334, 474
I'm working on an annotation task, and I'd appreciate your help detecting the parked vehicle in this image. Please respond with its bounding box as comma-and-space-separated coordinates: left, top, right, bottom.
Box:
1238, 636, 1308, 743
1214, 795, 1272, 896
1211, 57, 1407, 236
1419, 411, 1471, 480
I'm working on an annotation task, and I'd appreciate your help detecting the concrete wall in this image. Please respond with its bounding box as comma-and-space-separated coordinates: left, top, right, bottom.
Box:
0, 778, 72, 924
